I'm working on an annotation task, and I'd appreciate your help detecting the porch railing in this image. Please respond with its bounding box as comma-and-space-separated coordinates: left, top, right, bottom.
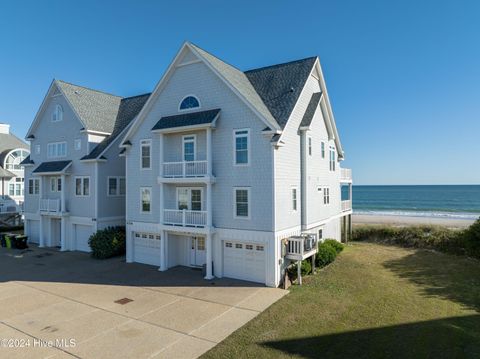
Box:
286, 235, 318, 260
163, 161, 208, 178
341, 200, 352, 212
40, 199, 61, 213
163, 209, 207, 227
340, 168, 352, 182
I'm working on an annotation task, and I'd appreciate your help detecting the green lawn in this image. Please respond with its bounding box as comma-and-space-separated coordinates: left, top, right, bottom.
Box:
203, 243, 480, 358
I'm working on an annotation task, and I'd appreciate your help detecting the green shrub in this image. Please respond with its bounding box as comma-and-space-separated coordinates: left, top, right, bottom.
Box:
323, 239, 344, 254
316, 243, 337, 267
352, 220, 480, 259
287, 259, 312, 281
88, 226, 126, 259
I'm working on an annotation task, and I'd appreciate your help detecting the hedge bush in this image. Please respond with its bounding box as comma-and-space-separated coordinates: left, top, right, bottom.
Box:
88, 226, 126, 259
323, 239, 344, 254
287, 259, 312, 281
315, 242, 337, 267
352, 218, 480, 259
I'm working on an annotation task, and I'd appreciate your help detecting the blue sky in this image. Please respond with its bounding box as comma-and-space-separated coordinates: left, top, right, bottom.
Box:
1, 0, 479, 185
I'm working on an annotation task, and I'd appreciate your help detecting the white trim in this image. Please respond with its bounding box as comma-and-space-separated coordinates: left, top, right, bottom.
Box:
182, 134, 197, 162
233, 128, 250, 166
27, 178, 40, 196
175, 187, 204, 211
176, 59, 202, 68
140, 187, 152, 214
74, 176, 90, 197
151, 121, 217, 135
233, 187, 251, 220
107, 176, 126, 197
51, 104, 63, 122
178, 95, 201, 112
47, 141, 67, 159
140, 139, 152, 170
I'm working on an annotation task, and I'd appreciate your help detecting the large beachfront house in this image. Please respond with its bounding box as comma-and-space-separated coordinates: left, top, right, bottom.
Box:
22, 81, 149, 250
121, 42, 352, 287
0, 123, 30, 213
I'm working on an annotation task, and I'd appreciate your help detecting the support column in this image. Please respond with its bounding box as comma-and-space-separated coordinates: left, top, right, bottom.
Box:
348, 214, 352, 243
206, 128, 212, 176
159, 133, 164, 226
60, 218, 66, 251
204, 231, 213, 280
39, 177, 44, 247
297, 260, 302, 285
60, 175, 66, 213
159, 230, 167, 271
126, 226, 133, 263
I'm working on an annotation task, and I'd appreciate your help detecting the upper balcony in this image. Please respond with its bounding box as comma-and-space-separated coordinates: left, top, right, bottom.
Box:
340, 168, 352, 183
163, 161, 208, 178
40, 198, 68, 216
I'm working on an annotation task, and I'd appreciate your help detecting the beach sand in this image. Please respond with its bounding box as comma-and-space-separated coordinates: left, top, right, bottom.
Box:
353, 214, 476, 229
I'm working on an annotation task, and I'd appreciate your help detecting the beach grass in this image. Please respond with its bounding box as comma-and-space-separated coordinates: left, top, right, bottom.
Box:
202, 242, 480, 359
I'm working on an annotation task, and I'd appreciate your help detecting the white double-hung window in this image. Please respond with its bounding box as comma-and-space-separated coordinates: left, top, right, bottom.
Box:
50, 177, 62, 192
108, 177, 126, 196
75, 177, 90, 196
329, 146, 336, 171
323, 187, 330, 205
47, 142, 67, 158
141, 187, 151, 213
182, 135, 195, 162
234, 129, 249, 165
140, 140, 151, 169
234, 187, 250, 219
28, 179, 40, 195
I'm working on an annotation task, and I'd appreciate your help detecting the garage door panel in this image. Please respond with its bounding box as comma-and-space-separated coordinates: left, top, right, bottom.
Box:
28, 220, 40, 244
223, 241, 265, 284
75, 225, 93, 252
134, 232, 161, 266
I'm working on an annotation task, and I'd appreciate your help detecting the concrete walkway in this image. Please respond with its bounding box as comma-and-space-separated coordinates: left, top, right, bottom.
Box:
0, 246, 287, 358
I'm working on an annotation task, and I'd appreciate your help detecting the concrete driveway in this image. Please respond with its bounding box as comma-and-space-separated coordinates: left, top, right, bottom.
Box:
0, 245, 287, 359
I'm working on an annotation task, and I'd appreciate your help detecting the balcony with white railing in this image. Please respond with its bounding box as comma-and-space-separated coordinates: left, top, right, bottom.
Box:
341, 200, 352, 212
40, 199, 63, 214
163, 209, 207, 228
286, 235, 318, 261
340, 168, 352, 182
163, 161, 208, 178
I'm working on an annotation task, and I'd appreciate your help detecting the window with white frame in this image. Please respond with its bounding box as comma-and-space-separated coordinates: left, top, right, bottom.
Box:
108, 177, 126, 196
5, 149, 29, 170
234, 187, 250, 218
321, 142, 325, 159
182, 135, 195, 162
35, 145, 40, 155
329, 146, 336, 171
47, 142, 67, 158
234, 129, 249, 165
292, 188, 297, 211
177, 188, 202, 211
52, 104, 63, 122
74, 139, 81, 151
28, 179, 39, 195
308, 137, 312, 156
141, 187, 151, 213
323, 187, 330, 205
140, 140, 151, 169
75, 177, 89, 196
179, 96, 200, 111
50, 177, 61, 192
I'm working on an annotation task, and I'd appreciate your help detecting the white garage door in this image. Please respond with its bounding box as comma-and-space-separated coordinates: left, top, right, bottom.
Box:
223, 241, 266, 284
28, 220, 40, 244
134, 232, 161, 266
75, 224, 93, 252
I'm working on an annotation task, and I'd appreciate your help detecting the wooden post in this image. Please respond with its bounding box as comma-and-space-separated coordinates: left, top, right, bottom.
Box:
297, 260, 302, 285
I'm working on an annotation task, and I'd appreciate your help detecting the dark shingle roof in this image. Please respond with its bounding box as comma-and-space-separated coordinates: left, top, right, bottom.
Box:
300, 92, 322, 128
152, 109, 220, 131
244, 57, 317, 129
82, 93, 150, 160
20, 155, 34, 166
33, 161, 72, 174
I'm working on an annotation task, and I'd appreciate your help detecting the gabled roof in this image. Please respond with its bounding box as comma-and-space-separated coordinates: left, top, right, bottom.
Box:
0, 167, 15, 179
20, 155, 34, 166
82, 93, 150, 160
245, 57, 317, 129
300, 92, 323, 128
33, 160, 72, 175
152, 109, 220, 131
55, 80, 123, 134
0, 131, 29, 159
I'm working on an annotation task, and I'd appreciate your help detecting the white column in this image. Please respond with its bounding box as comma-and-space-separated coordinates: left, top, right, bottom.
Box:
204, 232, 213, 280
39, 216, 44, 247
159, 230, 167, 271
60, 218, 66, 251
126, 226, 133, 263
60, 175, 66, 213
206, 183, 212, 228
159, 133, 164, 226
206, 128, 212, 176
39, 177, 45, 247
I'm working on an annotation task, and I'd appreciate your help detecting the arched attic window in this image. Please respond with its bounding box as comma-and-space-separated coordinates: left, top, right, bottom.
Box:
5, 149, 29, 171
179, 96, 200, 111
52, 104, 63, 122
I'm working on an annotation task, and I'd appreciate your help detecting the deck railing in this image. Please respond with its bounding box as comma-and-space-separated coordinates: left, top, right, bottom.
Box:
40, 199, 61, 213
286, 235, 318, 260
163, 209, 207, 227
341, 200, 352, 212
340, 168, 352, 182
163, 161, 208, 178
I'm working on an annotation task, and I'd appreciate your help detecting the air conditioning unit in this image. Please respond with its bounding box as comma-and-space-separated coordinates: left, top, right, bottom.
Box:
302, 233, 317, 252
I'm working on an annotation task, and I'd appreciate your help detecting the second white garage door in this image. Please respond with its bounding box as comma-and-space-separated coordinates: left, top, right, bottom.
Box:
28, 220, 40, 244
134, 232, 161, 266
74, 224, 93, 252
223, 241, 266, 284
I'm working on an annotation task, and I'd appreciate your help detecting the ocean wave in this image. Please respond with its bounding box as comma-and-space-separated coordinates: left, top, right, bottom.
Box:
353, 209, 480, 220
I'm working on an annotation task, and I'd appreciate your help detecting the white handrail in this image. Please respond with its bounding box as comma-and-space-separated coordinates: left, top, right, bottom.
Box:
341, 200, 352, 211
163, 161, 208, 178
340, 168, 352, 181
163, 209, 207, 227
40, 199, 61, 213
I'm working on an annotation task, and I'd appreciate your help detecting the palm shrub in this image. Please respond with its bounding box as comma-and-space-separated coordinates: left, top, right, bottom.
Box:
323, 239, 344, 254
88, 226, 126, 259
316, 242, 337, 267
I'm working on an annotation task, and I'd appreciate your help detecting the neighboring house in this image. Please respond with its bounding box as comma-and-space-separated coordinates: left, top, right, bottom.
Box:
121, 42, 353, 287
22, 80, 149, 250
0, 123, 30, 213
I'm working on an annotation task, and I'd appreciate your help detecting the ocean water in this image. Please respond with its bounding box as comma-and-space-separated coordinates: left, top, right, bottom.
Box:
351, 185, 480, 220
